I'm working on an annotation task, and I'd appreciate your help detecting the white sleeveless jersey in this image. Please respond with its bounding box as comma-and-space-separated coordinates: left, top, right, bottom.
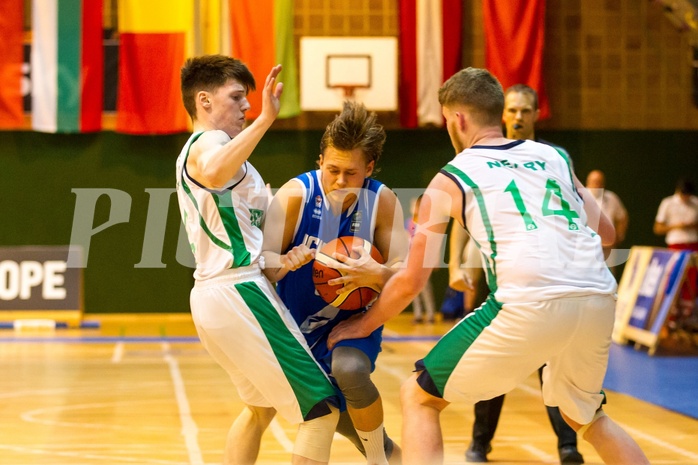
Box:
176, 132, 268, 280
442, 139, 616, 303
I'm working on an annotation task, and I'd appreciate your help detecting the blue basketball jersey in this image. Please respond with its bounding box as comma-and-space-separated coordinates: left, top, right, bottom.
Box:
276, 170, 384, 353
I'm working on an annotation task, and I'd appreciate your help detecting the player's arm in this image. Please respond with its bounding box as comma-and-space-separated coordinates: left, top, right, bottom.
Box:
187, 65, 283, 189
574, 174, 615, 247
447, 221, 474, 292
327, 173, 458, 349
330, 188, 410, 292
261, 180, 313, 283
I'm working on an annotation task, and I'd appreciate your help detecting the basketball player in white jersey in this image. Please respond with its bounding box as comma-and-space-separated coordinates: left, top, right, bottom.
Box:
176, 55, 340, 465
328, 67, 650, 464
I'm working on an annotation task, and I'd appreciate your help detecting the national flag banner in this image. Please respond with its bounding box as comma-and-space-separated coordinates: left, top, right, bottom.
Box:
197, 0, 230, 56
483, 0, 550, 119
0, 0, 25, 129
399, 0, 463, 128
229, 0, 299, 120
117, 0, 192, 134
31, 0, 103, 133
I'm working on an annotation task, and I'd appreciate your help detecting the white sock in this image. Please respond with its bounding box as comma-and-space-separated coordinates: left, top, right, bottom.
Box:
355, 423, 388, 465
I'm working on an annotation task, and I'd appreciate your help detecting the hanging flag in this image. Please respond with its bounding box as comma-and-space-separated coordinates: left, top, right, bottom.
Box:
399, 0, 463, 128
0, 0, 25, 129
197, 0, 230, 56
483, 0, 550, 119
229, 0, 299, 119
116, 0, 191, 134
31, 0, 103, 133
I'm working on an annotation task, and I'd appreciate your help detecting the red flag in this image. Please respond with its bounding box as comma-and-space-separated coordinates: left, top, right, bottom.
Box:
116, 0, 190, 134
0, 0, 25, 129
483, 0, 550, 119
399, 0, 462, 128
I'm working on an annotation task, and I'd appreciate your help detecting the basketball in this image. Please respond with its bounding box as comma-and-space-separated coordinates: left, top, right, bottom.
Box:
312, 236, 384, 310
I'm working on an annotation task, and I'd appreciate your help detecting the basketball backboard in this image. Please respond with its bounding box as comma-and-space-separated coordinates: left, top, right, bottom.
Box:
300, 37, 398, 111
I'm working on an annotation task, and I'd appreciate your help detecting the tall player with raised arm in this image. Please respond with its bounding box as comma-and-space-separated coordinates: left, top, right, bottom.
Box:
176, 55, 339, 465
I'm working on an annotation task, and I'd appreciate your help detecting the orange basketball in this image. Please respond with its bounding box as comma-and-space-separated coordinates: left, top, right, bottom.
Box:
312, 236, 384, 310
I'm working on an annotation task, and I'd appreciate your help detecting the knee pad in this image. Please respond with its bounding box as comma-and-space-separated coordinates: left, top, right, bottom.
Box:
332, 346, 379, 409
294, 404, 339, 462
577, 408, 607, 439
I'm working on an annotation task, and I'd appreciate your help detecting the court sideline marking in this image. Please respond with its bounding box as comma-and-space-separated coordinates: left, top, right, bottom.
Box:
161, 342, 204, 465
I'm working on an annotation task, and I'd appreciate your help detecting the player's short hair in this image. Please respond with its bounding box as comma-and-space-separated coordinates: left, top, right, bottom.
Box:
505, 83, 539, 110
438, 67, 504, 127
319, 101, 386, 168
180, 55, 256, 120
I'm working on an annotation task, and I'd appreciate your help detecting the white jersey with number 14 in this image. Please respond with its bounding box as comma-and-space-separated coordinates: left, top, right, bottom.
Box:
442, 139, 616, 304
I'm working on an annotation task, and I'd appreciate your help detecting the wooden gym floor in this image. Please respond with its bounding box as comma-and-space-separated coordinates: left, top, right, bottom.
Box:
1, 312, 697, 465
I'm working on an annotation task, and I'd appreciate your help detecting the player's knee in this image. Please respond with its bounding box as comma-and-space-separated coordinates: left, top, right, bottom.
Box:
400, 373, 424, 404
332, 347, 379, 408
400, 372, 447, 411
294, 405, 339, 462
559, 409, 583, 431
577, 408, 607, 440
246, 405, 277, 426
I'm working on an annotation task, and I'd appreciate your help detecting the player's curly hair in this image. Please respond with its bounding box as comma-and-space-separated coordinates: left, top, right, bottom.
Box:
319, 101, 386, 170
180, 55, 256, 120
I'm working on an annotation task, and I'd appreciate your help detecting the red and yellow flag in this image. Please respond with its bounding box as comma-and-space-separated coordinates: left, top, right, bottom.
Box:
116, 0, 191, 134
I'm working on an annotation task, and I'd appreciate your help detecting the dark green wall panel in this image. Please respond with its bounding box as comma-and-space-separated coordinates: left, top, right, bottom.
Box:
1, 129, 695, 314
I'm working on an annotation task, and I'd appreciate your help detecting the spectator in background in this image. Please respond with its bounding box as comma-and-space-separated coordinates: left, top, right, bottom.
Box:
586, 170, 628, 246
654, 177, 698, 327
586, 169, 629, 279
406, 195, 437, 323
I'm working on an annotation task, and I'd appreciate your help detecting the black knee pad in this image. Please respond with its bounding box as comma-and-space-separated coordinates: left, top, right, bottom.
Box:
332, 346, 379, 409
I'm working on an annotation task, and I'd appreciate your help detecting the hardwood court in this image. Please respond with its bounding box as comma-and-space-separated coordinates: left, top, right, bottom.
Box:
1, 313, 697, 465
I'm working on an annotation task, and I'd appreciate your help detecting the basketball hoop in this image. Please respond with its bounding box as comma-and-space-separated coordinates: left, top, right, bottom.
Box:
329, 84, 369, 100
326, 54, 372, 102
300, 37, 398, 111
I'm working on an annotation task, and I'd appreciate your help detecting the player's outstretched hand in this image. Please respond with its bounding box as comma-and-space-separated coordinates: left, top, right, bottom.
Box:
327, 313, 370, 350
281, 244, 315, 272
260, 64, 284, 123
328, 246, 383, 294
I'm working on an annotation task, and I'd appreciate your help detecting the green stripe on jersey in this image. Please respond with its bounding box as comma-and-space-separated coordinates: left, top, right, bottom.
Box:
442, 164, 498, 294
179, 134, 251, 269
424, 295, 502, 395
212, 191, 251, 268
236, 281, 337, 419
551, 147, 577, 199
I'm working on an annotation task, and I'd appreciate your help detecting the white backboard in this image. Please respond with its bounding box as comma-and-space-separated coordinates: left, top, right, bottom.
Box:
300, 37, 398, 111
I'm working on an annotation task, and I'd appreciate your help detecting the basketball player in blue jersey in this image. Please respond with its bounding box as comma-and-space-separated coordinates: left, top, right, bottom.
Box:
176, 55, 340, 465
262, 101, 409, 465
328, 68, 650, 465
